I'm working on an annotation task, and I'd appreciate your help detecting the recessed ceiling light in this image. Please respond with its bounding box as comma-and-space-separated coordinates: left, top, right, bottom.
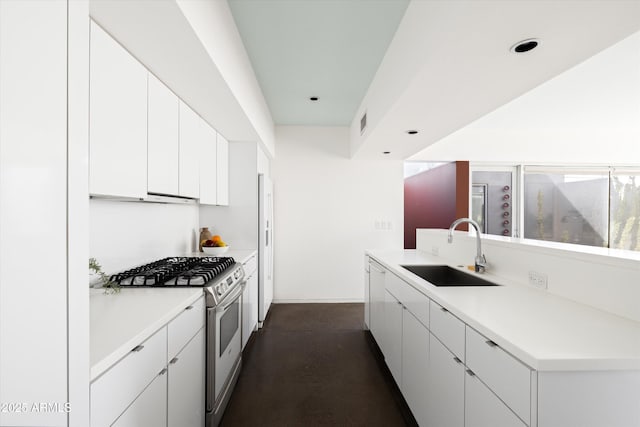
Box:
309, 96, 319, 101
383, 151, 391, 155
406, 130, 418, 135
511, 38, 539, 53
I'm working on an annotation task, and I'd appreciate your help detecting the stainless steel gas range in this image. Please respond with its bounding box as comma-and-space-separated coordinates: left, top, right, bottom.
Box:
111, 256, 245, 427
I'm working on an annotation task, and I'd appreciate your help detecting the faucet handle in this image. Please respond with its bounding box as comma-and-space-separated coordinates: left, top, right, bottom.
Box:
475, 254, 487, 273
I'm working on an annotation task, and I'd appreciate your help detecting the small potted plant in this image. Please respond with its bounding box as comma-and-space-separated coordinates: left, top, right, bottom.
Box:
89, 257, 120, 294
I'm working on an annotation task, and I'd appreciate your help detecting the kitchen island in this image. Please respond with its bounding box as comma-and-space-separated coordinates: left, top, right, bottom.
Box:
366, 248, 640, 427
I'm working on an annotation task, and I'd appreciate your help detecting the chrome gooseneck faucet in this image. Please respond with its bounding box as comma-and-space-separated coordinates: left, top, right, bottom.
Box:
448, 218, 487, 273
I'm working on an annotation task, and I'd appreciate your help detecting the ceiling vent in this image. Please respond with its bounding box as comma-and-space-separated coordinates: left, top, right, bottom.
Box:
360, 111, 367, 135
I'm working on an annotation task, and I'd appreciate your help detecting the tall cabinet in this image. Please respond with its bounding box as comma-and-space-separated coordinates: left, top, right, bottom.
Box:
0, 1, 89, 426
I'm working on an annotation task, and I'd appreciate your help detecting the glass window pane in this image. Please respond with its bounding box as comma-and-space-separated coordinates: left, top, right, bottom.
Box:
610, 174, 640, 251
523, 172, 609, 247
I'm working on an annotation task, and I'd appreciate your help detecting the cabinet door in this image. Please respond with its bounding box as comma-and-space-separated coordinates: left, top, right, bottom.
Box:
147, 73, 179, 196
402, 309, 429, 427
466, 370, 526, 427
112, 372, 167, 427
242, 276, 252, 350
198, 123, 218, 205
248, 271, 258, 335
384, 290, 403, 386
89, 21, 147, 198
368, 261, 386, 346
427, 333, 464, 427
168, 328, 205, 427
364, 263, 370, 329
216, 133, 230, 205
178, 101, 201, 198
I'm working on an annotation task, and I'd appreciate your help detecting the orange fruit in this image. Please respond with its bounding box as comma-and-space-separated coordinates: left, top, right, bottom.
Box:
212, 235, 222, 242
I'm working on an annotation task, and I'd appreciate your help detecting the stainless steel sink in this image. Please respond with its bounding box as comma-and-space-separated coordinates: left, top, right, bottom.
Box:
401, 265, 499, 287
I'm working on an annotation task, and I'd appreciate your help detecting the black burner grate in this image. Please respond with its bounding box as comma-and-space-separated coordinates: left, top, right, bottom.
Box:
111, 257, 235, 287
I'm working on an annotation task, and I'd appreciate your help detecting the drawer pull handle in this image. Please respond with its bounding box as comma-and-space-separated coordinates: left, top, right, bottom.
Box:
159, 368, 168, 376
169, 357, 179, 365
131, 345, 144, 352
485, 340, 498, 348
440, 307, 448, 313
466, 369, 475, 377
453, 356, 463, 364
185, 305, 194, 310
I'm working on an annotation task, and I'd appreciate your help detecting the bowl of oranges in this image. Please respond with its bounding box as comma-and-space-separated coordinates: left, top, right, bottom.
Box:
201, 235, 229, 255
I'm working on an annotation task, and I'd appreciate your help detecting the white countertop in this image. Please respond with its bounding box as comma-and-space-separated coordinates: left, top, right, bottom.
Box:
90, 288, 203, 381
367, 249, 640, 372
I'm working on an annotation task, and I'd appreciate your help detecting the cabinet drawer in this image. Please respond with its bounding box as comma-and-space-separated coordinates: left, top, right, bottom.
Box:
430, 300, 465, 361
112, 370, 168, 427
168, 296, 205, 359
385, 272, 429, 327
465, 370, 527, 427
466, 327, 532, 425
243, 255, 257, 276
90, 327, 167, 427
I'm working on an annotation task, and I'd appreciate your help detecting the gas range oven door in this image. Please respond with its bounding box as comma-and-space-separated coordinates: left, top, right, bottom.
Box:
206, 282, 245, 427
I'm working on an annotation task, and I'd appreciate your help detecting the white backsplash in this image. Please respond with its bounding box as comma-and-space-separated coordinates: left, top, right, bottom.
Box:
417, 228, 640, 323
90, 198, 199, 278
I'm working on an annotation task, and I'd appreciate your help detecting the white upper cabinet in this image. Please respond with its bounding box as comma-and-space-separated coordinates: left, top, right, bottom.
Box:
178, 101, 201, 198
89, 21, 147, 198
147, 73, 179, 196
216, 133, 230, 206
199, 122, 218, 205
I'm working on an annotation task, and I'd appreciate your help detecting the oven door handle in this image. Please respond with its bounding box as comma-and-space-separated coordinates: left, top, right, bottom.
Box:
216, 281, 246, 313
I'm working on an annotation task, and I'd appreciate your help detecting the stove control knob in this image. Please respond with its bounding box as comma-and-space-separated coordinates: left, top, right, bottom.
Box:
216, 286, 223, 296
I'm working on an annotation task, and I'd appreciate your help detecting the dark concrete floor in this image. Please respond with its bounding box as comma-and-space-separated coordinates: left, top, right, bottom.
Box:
221, 303, 415, 427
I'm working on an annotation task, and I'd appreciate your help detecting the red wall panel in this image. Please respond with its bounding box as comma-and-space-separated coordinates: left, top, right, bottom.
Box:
404, 162, 469, 249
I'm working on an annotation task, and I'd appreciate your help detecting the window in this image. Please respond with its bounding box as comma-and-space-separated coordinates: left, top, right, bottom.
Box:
610, 171, 640, 251
523, 168, 609, 247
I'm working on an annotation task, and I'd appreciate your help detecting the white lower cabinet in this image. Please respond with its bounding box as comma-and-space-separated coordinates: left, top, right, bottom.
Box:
91, 297, 205, 427
401, 309, 430, 427
368, 260, 386, 346
168, 328, 206, 427
242, 269, 258, 349
112, 372, 168, 427
384, 289, 403, 385
465, 371, 526, 427
427, 333, 465, 427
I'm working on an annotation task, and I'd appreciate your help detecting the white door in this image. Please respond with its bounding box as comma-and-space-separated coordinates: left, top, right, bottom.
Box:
89, 21, 148, 198
178, 101, 201, 198
168, 328, 206, 427
368, 261, 386, 345
427, 332, 465, 427
384, 290, 403, 386
112, 372, 167, 427
258, 174, 273, 326
465, 371, 526, 427
199, 124, 218, 205
402, 309, 430, 427
216, 133, 229, 206
147, 73, 179, 196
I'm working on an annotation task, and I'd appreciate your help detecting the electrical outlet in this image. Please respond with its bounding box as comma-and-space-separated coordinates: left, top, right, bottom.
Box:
528, 271, 548, 290
431, 246, 439, 256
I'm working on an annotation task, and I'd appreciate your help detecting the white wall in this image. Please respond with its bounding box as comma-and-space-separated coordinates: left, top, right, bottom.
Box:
412, 30, 640, 165
273, 126, 404, 302
417, 228, 640, 323
90, 199, 199, 277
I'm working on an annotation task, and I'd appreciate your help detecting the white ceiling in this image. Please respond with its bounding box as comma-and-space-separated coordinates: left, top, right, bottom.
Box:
228, 0, 409, 126
349, 0, 640, 159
